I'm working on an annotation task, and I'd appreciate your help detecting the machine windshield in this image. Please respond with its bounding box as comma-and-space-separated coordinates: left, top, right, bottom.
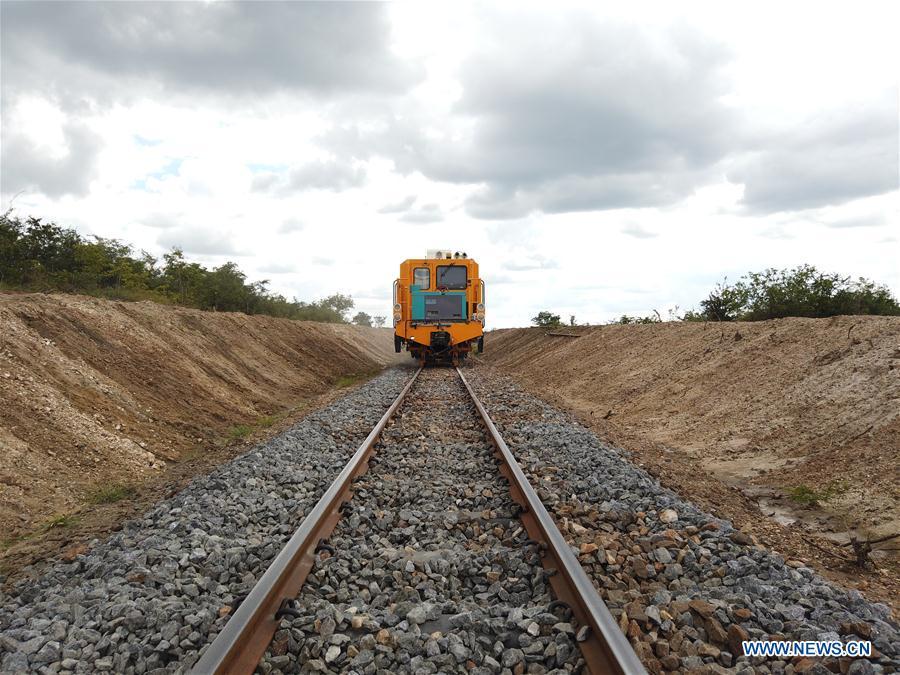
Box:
436, 265, 466, 289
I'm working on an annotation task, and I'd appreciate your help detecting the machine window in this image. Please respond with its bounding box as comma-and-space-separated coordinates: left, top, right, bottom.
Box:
413, 267, 430, 289
436, 265, 466, 289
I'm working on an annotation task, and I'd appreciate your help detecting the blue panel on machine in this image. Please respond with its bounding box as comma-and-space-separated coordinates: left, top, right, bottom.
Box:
411, 290, 466, 321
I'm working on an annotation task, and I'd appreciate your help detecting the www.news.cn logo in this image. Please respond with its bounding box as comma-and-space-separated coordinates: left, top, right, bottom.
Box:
742, 640, 872, 658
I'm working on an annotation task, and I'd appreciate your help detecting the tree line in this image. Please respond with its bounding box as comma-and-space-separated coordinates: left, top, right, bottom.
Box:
532, 265, 900, 327
0, 212, 385, 326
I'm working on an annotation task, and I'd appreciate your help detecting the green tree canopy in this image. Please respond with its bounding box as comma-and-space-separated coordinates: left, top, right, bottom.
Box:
531, 311, 562, 327
0, 211, 356, 323
352, 311, 373, 327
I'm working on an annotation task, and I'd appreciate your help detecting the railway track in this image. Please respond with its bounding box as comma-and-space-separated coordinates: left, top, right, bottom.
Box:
194, 367, 644, 674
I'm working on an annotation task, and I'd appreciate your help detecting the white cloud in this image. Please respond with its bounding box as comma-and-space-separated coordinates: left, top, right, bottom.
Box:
399, 203, 443, 224
157, 226, 241, 257
278, 219, 305, 234
2, 2, 898, 327
258, 262, 297, 274
378, 195, 417, 213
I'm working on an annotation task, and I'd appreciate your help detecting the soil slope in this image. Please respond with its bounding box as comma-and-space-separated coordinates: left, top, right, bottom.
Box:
482, 317, 899, 606
0, 293, 398, 550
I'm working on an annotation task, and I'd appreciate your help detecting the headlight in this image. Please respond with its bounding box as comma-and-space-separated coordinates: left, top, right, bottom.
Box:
393, 312, 401, 321
477, 303, 484, 311
393, 303, 401, 311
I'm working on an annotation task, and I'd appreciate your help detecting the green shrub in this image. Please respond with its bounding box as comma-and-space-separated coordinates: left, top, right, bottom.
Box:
788, 480, 849, 506
531, 311, 562, 327
694, 266, 899, 322
612, 310, 661, 325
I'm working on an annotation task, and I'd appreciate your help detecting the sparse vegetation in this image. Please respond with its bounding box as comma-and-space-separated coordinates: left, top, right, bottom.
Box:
221, 409, 330, 446
335, 374, 362, 388
0, 211, 356, 322
88, 483, 136, 504
256, 415, 277, 428
334, 370, 380, 389
227, 424, 254, 440
788, 480, 849, 507
612, 310, 661, 325
45, 514, 78, 529
225, 414, 283, 441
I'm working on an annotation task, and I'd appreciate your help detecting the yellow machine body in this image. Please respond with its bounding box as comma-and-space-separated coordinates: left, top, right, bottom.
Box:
393, 252, 485, 365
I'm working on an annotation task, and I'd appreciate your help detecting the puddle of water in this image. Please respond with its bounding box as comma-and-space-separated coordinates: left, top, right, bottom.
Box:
738, 485, 856, 546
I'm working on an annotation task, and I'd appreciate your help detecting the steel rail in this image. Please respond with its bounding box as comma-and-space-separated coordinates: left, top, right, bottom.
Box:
192, 367, 423, 675
456, 367, 647, 675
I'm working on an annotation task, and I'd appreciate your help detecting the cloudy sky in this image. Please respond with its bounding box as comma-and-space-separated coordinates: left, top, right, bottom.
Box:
2, 1, 897, 327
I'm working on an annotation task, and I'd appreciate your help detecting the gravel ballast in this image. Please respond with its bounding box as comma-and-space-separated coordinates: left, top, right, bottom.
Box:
0, 369, 413, 675
2, 363, 897, 674
466, 367, 899, 674
257, 368, 584, 674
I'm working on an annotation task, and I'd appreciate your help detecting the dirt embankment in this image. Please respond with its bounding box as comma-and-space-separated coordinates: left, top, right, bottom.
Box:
0, 293, 399, 557
482, 317, 900, 608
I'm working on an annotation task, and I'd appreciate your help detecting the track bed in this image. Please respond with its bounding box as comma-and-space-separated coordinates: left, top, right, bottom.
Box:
260, 369, 581, 673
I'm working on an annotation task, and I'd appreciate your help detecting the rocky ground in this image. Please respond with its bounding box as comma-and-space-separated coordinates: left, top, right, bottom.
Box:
0, 368, 413, 674
482, 318, 900, 612
0, 292, 400, 574
258, 368, 584, 674
466, 367, 899, 674
1, 365, 897, 674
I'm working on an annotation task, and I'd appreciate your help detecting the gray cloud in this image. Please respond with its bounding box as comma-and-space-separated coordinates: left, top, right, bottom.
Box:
319, 13, 897, 220
621, 222, 659, 239
821, 212, 889, 229
729, 91, 898, 214
378, 195, 417, 213
138, 212, 182, 230
258, 262, 297, 274
322, 16, 735, 218
1, 2, 421, 108
286, 161, 366, 192
376, 195, 442, 223
254, 161, 366, 196
0, 122, 101, 197
399, 203, 442, 223
465, 173, 698, 220
251, 174, 281, 193
157, 227, 239, 256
